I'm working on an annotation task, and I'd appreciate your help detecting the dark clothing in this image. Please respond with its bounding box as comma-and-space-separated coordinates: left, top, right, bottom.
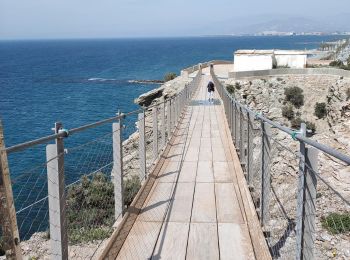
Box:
207, 81, 215, 92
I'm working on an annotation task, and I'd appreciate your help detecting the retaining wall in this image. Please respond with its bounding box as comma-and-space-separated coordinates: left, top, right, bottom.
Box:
229, 68, 350, 79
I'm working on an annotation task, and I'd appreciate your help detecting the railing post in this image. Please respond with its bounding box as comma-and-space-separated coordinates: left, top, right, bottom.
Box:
260, 121, 271, 227
167, 100, 171, 139
171, 98, 175, 131
152, 106, 158, 160
234, 103, 238, 147
46, 122, 68, 260
239, 107, 244, 161
296, 123, 318, 260
161, 101, 166, 149
112, 116, 123, 220
0, 121, 23, 259
138, 111, 146, 180
231, 99, 234, 140
247, 111, 253, 185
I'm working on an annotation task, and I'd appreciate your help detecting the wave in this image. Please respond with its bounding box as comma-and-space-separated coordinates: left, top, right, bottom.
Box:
88, 77, 118, 82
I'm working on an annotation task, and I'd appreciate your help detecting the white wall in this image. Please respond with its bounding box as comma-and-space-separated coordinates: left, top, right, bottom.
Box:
234, 55, 274, 72
275, 54, 307, 69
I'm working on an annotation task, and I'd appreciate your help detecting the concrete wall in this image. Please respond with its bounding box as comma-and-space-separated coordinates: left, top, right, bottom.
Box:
275, 54, 307, 69
234, 55, 274, 72
229, 68, 350, 79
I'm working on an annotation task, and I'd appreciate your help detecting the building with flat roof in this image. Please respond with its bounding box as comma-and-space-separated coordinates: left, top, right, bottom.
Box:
234, 49, 308, 72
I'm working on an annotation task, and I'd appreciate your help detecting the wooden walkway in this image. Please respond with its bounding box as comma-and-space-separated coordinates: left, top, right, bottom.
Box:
101, 75, 269, 260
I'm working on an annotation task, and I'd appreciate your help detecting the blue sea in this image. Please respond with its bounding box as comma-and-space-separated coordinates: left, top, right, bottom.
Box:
0, 35, 345, 239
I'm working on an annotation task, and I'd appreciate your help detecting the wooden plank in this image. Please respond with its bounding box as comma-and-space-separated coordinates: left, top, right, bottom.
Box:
212, 145, 227, 162
167, 182, 195, 222
0, 121, 23, 259
196, 161, 214, 183
213, 162, 233, 183
218, 223, 255, 260
178, 162, 197, 183
116, 221, 162, 260
215, 183, 244, 223
186, 223, 219, 260
157, 161, 181, 183
138, 182, 174, 222
192, 183, 216, 223
153, 222, 190, 260
198, 143, 212, 161
184, 147, 200, 162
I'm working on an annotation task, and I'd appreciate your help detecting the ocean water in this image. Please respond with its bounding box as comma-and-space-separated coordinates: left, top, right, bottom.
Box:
0, 35, 345, 239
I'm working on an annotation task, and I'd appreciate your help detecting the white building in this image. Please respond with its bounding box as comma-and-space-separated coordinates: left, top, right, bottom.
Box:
234, 49, 307, 72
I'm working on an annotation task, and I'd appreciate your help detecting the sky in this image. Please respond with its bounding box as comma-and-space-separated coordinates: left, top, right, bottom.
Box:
1, 0, 349, 39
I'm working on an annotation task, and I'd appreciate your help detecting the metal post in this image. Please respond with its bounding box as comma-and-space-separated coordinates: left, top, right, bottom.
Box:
239, 107, 244, 161
296, 122, 318, 260
173, 96, 177, 127
229, 96, 232, 132
302, 147, 318, 260
167, 100, 171, 139
152, 106, 158, 160
247, 111, 253, 185
46, 122, 68, 260
260, 122, 271, 227
296, 123, 306, 259
234, 103, 238, 147
0, 121, 23, 260
172, 98, 175, 131
161, 101, 166, 149
138, 112, 146, 180
231, 100, 234, 140
112, 118, 123, 220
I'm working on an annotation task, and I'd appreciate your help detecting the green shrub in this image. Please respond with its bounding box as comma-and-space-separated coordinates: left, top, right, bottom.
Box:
66, 172, 115, 244
329, 60, 343, 67
291, 117, 302, 128
124, 175, 141, 206
164, 72, 177, 82
291, 118, 316, 134
284, 86, 304, 108
306, 121, 316, 135
346, 88, 350, 100
235, 82, 242, 90
66, 172, 141, 244
226, 84, 235, 95
321, 212, 350, 234
314, 102, 327, 119
282, 105, 295, 120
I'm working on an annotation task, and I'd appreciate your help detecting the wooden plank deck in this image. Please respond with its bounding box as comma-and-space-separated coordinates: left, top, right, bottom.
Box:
101, 75, 270, 260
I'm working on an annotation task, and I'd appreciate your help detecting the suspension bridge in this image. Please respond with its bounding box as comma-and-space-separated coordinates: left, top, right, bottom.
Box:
0, 62, 349, 260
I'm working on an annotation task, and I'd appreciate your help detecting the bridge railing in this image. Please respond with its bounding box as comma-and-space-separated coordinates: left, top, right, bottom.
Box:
210, 65, 350, 260
0, 68, 202, 259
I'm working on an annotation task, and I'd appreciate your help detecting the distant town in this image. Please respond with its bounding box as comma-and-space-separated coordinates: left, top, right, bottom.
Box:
242, 31, 350, 36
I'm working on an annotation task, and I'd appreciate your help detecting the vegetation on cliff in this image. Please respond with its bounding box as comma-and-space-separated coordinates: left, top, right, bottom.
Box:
66, 172, 140, 244
164, 72, 177, 82
284, 86, 304, 108
321, 212, 350, 234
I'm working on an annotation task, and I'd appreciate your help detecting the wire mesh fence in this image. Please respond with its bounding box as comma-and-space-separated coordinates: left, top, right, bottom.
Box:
211, 65, 350, 260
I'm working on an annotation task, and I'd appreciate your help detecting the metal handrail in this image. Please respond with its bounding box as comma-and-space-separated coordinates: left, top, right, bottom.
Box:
210, 66, 350, 165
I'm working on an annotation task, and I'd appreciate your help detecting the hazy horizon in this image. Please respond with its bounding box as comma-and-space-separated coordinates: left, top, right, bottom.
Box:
1, 0, 350, 40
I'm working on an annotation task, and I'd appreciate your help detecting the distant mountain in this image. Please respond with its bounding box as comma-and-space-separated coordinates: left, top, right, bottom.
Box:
193, 14, 350, 35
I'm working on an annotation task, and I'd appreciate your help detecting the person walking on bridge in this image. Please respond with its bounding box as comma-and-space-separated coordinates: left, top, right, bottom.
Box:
207, 80, 215, 103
